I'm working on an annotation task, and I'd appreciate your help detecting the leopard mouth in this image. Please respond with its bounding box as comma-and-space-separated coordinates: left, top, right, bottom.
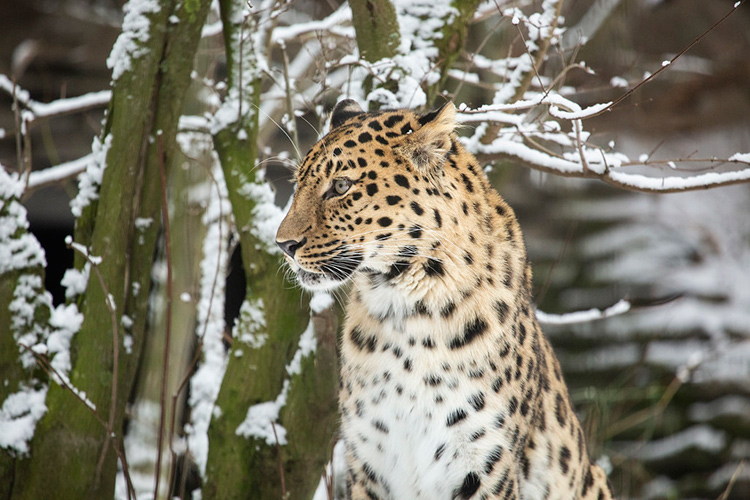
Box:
293, 249, 364, 291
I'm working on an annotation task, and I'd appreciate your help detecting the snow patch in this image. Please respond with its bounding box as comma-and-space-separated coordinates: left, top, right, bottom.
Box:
70, 134, 112, 217
107, 0, 162, 81
61, 263, 90, 299
47, 304, 84, 376
310, 291, 334, 313
0, 385, 48, 455
234, 298, 268, 349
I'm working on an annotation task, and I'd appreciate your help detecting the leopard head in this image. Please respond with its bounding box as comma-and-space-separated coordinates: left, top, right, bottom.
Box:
275, 100, 458, 291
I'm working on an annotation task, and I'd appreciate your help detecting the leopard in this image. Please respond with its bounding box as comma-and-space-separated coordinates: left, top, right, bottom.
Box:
275, 99, 614, 500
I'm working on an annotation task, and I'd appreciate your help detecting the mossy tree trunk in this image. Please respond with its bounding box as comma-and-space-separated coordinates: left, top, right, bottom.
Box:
425, 0, 483, 106
349, 0, 401, 62
7, 0, 212, 498
201, 1, 339, 499
0, 178, 51, 499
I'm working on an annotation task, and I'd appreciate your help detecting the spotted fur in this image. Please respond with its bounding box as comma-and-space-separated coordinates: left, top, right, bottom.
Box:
276, 100, 614, 500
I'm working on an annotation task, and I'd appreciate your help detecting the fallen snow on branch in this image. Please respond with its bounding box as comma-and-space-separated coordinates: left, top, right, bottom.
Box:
536, 299, 631, 325
608, 167, 750, 192
548, 101, 612, 120
729, 152, 750, 163
27, 153, 93, 189
271, 4, 353, 44
26, 90, 111, 119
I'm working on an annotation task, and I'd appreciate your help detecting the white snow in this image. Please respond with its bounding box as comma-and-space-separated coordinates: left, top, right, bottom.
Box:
107, 0, 162, 81
607, 168, 750, 192
9, 274, 51, 370
236, 396, 289, 446
27, 153, 93, 189
0, 385, 49, 455
70, 134, 112, 217
610, 76, 628, 88
60, 263, 90, 299
236, 173, 285, 254
311, 440, 347, 500
47, 304, 84, 376
689, 396, 750, 424
622, 425, 726, 462
548, 101, 612, 120
729, 152, 750, 163
285, 320, 317, 377
536, 299, 630, 325
234, 298, 268, 349
26, 90, 111, 119
186, 162, 231, 477
310, 291, 334, 313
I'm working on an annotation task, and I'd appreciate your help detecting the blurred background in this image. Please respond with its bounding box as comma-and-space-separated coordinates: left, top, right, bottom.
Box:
1, 0, 749, 498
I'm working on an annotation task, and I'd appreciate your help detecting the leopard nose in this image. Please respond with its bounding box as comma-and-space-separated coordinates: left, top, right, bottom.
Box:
276, 237, 307, 258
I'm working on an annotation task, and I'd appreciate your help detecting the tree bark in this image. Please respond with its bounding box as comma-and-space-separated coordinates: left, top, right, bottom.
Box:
349, 0, 401, 63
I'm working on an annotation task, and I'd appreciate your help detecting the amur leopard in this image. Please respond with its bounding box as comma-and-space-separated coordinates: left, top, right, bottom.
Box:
276, 100, 614, 500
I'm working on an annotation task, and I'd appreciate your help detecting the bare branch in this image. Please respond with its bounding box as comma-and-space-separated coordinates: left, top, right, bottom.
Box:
153, 134, 173, 500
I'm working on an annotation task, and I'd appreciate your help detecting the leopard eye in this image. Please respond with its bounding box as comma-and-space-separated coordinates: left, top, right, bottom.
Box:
332, 178, 352, 196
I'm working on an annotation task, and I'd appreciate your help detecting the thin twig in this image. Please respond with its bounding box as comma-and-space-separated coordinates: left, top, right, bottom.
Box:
154, 133, 174, 500
717, 460, 745, 500
271, 422, 288, 500
280, 41, 301, 161
64, 238, 121, 489
12, 80, 23, 173
605, 373, 683, 438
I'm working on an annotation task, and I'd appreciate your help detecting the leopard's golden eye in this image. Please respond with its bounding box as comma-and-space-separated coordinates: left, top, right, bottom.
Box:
333, 178, 352, 195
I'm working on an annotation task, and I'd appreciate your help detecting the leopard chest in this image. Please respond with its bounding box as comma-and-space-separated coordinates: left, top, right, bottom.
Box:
339, 302, 526, 498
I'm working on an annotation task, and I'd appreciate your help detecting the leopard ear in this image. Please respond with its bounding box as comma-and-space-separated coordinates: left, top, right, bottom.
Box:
329, 99, 364, 129
404, 102, 456, 172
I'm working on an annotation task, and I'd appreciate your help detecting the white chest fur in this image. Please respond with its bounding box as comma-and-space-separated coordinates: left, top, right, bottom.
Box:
340, 295, 513, 499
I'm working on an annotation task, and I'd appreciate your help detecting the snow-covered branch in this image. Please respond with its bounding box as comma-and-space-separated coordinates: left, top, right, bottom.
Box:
536, 300, 631, 325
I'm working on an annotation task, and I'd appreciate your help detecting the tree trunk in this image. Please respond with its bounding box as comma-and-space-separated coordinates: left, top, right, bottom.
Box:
9, 0, 212, 497
0, 173, 51, 500
202, 2, 339, 498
